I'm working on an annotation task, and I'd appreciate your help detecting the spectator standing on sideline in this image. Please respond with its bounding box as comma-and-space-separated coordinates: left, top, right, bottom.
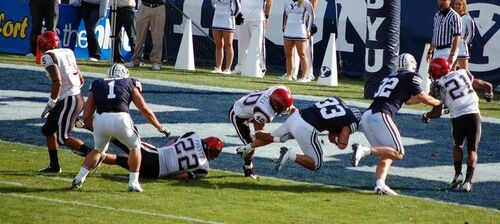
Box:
211, 0, 241, 74
452, 0, 475, 70
126, 0, 166, 71
27, 0, 60, 57
427, 0, 462, 69
112, 0, 137, 63
232, 0, 272, 75
280, 0, 315, 82
80, 0, 103, 62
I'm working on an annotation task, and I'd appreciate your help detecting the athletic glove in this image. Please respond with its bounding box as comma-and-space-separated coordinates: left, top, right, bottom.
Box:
41, 98, 57, 118
279, 133, 294, 143
485, 93, 493, 102
158, 126, 171, 138
442, 105, 450, 114
429, 81, 441, 100
421, 113, 430, 124
235, 13, 244, 25
310, 24, 318, 36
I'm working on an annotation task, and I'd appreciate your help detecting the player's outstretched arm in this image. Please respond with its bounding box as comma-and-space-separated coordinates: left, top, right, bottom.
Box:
83, 92, 96, 131
406, 92, 441, 106
131, 88, 165, 131
252, 123, 274, 148
331, 126, 351, 150
472, 78, 494, 102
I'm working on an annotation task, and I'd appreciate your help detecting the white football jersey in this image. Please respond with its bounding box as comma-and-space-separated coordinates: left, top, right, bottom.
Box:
436, 69, 479, 118
240, 0, 265, 21
233, 85, 289, 124
41, 48, 82, 99
158, 132, 209, 177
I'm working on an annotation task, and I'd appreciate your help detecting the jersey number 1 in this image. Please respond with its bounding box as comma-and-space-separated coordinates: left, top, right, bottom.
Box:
107, 81, 116, 99
315, 98, 346, 119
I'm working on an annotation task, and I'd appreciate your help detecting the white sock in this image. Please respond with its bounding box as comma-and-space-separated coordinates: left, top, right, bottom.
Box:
244, 144, 253, 152
244, 163, 253, 169
129, 172, 140, 184
362, 146, 372, 156
376, 179, 385, 187
289, 151, 297, 162
75, 167, 89, 182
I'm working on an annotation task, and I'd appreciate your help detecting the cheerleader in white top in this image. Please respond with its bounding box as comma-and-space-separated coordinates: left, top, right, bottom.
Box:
281, 0, 315, 82
453, 0, 475, 70
211, 0, 241, 74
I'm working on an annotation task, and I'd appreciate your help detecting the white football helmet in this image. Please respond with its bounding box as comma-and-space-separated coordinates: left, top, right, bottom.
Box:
107, 64, 129, 79
397, 53, 417, 72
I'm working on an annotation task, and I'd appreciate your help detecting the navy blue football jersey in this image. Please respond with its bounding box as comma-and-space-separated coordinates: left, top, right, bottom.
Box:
90, 78, 142, 113
369, 71, 423, 117
300, 97, 358, 134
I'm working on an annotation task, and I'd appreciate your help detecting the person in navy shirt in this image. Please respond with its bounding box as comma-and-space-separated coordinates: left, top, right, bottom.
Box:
351, 54, 442, 195
72, 64, 170, 192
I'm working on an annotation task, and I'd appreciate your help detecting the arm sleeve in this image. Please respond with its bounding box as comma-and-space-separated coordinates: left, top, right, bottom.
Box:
452, 14, 462, 36
132, 79, 143, 92
233, 0, 240, 16
41, 53, 56, 68
306, 1, 315, 30
466, 17, 476, 45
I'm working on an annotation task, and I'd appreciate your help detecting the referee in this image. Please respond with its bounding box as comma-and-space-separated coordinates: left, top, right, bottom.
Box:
426, 0, 462, 67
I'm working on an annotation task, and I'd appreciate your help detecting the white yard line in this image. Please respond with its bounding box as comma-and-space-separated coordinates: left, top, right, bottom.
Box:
36, 176, 73, 182
0, 187, 223, 224
0, 181, 24, 187
1, 63, 498, 123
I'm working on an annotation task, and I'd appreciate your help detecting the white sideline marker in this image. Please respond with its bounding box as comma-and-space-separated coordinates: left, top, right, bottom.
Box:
0, 192, 223, 224
418, 43, 432, 93
175, 19, 196, 71
317, 33, 338, 86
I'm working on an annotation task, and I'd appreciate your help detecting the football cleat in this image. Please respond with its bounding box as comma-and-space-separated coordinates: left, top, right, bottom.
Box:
236, 145, 253, 159
462, 181, 472, 192
242, 165, 258, 180
351, 144, 369, 167
39, 165, 62, 173
128, 182, 143, 192
450, 173, 464, 190
374, 184, 398, 196
275, 147, 291, 171
71, 178, 83, 190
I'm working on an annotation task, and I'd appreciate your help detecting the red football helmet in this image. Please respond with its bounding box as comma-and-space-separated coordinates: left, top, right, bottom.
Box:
203, 137, 224, 160
270, 87, 293, 114
429, 57, 450, 80
37, 31, 60, 52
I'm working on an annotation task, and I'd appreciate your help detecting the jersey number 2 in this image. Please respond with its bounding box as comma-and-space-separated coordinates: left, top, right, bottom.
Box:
374, 77, 399, 98
315, 98, 346, 119
107, 81, 116, 99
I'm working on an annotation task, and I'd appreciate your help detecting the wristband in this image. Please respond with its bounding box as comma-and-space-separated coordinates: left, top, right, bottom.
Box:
273, 136, 280, 142
47, 98, 57, 106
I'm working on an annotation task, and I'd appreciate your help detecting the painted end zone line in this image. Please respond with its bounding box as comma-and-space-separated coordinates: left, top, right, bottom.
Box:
0, 181, 223, 224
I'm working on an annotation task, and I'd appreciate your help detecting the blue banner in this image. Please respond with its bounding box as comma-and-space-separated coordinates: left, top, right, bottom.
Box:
0, 0, 499, 84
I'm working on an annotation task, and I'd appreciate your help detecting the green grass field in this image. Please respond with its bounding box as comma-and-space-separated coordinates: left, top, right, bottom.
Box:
0, 141, 498, 223
1, 54, 499, 118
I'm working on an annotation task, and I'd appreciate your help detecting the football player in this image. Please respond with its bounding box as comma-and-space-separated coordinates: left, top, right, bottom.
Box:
72, 64, 170, 192
102, 132, 223, 180
351, 54, 442, 195
37, 31, 94, 173
251, 97, 361, 171
422, 58, 493, 192
229, 86, 294, 178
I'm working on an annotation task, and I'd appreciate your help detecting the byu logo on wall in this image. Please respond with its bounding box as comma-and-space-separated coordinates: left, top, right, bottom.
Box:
468, 3, 500, 72
320, 66, 332, 78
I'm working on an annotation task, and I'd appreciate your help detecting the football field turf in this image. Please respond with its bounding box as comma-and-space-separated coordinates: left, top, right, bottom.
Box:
0, 141, 498, 224
0, 63, 499, 223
